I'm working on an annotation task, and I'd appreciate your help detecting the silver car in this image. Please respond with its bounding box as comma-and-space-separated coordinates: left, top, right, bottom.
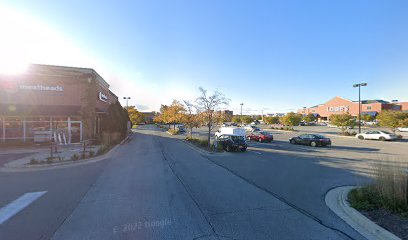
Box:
356, 130, 398, 141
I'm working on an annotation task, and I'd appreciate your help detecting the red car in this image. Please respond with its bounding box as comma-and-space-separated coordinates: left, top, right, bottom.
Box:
247, 131, 274, 142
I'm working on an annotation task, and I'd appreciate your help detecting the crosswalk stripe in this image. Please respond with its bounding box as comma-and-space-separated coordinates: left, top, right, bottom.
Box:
0, 191, 47, 224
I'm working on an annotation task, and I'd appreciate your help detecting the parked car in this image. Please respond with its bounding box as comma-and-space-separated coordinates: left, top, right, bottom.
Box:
356, 131, 398, 141
247, 131, 273, 142
397, 127, 408, 132
230, 123, 238, 127
216, 134, 247, 152
221, 123, 230, 127
327, 124, 353, 129
289, 134, 331, 147
250, 120, 261, 125
173, 125, 186, 133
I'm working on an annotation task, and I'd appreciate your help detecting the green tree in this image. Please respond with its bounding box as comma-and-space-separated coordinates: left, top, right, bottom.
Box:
280, 112, 302, 127
256, 116, 262, 121
377, 110, 408, 133
232, 116, 241, 124
241, 116, 254, 125
329, 113, 357, 133
264, 116, 280, 124
361, 114, 375, 122
127, 106, 145, 125
166, 100, 186, 130
303, 113, 316, 123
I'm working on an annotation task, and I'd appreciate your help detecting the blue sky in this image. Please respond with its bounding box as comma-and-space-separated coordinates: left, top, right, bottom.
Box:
1, 0, 407, 114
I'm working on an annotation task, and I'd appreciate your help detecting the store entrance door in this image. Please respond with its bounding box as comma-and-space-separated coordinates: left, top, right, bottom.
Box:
70, 121, 82, 143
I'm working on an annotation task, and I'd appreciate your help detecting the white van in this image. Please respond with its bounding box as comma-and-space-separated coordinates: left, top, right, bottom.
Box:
215, 127, 246, 139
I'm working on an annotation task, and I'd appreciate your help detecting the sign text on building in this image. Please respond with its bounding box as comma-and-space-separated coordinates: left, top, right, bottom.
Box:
19, 84, 64, 92
327, 106, 349, 112
99, 92, 108, 102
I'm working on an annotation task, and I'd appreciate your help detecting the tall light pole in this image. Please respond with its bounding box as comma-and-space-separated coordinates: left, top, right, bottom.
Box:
353, 83, 367, 133
240, 103, 244, 126
123, 97, 131, 110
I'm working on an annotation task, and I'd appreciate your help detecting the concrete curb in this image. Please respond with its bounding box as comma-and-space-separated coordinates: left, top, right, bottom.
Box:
325, 186, 401, 240
182, 140, 230, 157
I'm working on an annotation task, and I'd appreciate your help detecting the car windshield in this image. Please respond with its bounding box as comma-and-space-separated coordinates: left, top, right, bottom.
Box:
314, 134, 326, 139
231, 135, 244, 141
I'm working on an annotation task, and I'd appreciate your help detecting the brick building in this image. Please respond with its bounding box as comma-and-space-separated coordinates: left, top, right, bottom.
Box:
298, 96, 403, 122
0, 64, 118, 143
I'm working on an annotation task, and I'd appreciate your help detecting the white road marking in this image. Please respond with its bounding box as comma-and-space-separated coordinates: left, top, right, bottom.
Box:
248, 150, 262, 155
0, 191, 47, 224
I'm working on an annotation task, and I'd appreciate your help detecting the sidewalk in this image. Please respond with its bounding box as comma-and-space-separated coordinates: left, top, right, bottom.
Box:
3, 144, 101, 168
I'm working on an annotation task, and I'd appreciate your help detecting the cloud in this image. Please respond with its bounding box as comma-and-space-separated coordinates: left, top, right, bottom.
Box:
135, 104, 150, 111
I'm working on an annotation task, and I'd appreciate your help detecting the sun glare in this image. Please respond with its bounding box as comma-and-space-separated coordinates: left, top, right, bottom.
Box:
0, 7, 94, 75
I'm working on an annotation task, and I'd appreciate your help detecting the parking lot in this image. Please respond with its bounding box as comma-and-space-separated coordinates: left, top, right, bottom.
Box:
188, 124, 408, 175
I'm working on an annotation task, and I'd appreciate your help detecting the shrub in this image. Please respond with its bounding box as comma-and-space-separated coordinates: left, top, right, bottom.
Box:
71, 154, 79, 161
29, 158, 38, 164
168, 129, 180, 135
89, 150, 95, 157
349, 163, 408, 215
46, 157, 54, 164
81, 153, 87, 159
97, 145, 111, 156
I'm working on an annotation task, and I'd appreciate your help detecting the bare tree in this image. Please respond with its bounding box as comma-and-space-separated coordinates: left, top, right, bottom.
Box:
183, 100, 201, 138
195, 87, 230, 148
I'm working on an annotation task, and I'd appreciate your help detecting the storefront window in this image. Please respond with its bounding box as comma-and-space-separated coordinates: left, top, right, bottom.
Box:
26, 121, 52, 140
5, 120, 23, 140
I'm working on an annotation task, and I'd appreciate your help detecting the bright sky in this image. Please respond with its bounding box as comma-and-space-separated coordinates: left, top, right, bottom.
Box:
1, 1, 407, 114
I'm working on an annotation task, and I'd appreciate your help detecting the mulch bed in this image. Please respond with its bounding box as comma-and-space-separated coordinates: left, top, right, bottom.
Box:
360, 209, 408, 239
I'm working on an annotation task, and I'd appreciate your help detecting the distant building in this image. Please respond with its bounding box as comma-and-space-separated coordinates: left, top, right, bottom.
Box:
217, 110, 233, 122
141, 112, 156, 124
298, 96, 403, 122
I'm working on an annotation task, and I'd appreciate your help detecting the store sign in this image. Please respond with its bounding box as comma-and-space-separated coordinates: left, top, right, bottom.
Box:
99, 92, 108, 102
327, 106, 349, 112
19, 84, 64, 92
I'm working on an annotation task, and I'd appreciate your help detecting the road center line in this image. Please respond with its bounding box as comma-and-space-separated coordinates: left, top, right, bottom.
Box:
0, 191, 47, 224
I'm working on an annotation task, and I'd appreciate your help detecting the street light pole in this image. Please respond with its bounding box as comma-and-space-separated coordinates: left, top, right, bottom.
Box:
353, 83, 367, 133
123, 97, 131, 110
240, 103, 244, 126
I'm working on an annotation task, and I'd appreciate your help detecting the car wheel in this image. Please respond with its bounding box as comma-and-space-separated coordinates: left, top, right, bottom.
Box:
258, 138, 262, 143
226, 145, 231, 152
379, 137, 386, 141
240, 147, 247, 152
358, 135, 364, 140
290, 139, 296, 144
310, 141, 317, 147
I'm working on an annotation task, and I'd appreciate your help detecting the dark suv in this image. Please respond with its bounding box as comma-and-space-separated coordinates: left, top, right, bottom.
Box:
216, 134, 247, 152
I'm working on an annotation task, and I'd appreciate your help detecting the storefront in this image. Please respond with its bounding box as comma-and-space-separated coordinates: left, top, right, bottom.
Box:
0, 64, 118, 144
298, 97, 402, 122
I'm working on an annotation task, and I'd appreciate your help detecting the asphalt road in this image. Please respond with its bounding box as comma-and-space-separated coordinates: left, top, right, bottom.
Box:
1, 124, 406, 239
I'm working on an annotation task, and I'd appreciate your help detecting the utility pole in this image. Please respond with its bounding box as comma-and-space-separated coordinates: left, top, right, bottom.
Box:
240, 103, 244, 126
352, 83, 367, 133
